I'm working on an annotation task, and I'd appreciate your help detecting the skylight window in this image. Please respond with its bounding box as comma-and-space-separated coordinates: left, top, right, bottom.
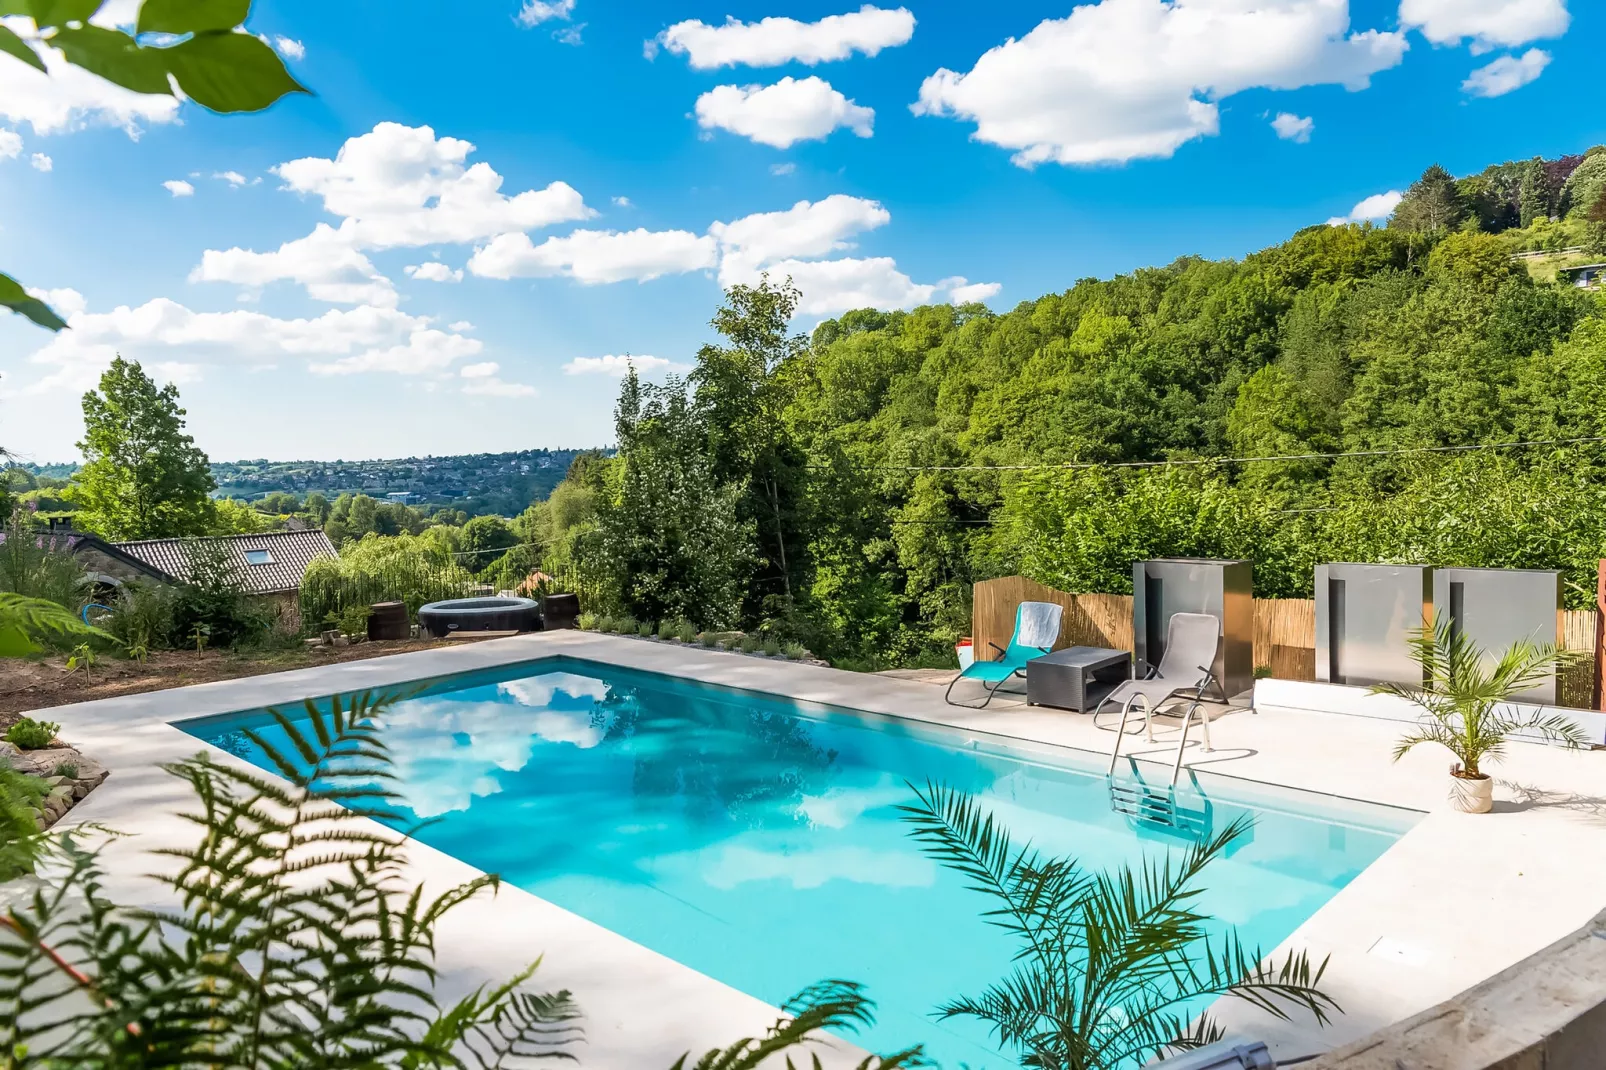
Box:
244, 549, 275, 566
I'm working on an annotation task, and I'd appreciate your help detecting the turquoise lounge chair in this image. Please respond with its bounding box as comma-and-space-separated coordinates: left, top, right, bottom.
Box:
945, 600, 1064, 708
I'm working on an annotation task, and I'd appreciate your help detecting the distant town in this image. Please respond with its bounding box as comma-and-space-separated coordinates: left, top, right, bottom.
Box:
17, 448, 605, 519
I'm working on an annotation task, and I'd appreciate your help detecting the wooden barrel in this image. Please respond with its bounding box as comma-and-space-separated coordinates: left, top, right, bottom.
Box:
543, 593, 580, 630
368, 601, 410, 642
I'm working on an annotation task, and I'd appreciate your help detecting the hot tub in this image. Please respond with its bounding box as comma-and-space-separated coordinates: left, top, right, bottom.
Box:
417, 596, 542, 638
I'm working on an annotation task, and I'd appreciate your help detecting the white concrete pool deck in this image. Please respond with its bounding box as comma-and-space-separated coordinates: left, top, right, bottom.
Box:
42, 630, 1606, 1066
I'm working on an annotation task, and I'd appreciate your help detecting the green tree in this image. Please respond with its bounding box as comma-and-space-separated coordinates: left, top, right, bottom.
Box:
0, 0, 308, 329
459, 514, 518, 570
1390, 164, 1467, 234
68, 357, 217, 540
586, 372, 753, 628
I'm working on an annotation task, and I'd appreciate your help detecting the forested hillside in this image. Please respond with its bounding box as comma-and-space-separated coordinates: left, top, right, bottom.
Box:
538, 146, 1606, 668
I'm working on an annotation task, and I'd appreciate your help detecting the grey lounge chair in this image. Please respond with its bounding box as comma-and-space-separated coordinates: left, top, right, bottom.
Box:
945, 600, 1063, 709
1094, 612, 1221, 751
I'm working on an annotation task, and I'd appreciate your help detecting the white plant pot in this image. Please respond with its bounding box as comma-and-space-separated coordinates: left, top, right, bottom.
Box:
1448, 769, 1493, 814
956, 641, 974, 671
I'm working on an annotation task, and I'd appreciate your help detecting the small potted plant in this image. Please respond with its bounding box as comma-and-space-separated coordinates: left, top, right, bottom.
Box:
1374, 618, 1586, 813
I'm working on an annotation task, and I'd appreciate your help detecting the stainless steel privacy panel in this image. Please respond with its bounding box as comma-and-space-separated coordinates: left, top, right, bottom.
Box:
1132, 559, 1253, 701
1315, 564, 1432, 688
1432, 567, 1563, 705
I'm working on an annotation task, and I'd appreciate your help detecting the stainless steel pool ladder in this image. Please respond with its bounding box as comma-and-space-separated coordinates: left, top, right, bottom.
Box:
1105, 693, 1212, 786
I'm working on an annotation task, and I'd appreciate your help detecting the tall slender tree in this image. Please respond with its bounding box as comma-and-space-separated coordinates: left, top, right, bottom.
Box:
70, 358, 217, 540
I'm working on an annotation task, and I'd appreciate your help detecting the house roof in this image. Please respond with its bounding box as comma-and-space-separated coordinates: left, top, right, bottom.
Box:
107, 529, 338, 594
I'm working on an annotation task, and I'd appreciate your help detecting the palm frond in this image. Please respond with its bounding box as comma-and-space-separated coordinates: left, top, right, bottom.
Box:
674, 980, 925, 1070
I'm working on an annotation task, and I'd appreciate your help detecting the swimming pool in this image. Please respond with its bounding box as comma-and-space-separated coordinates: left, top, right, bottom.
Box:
179, 656, 1420, 1067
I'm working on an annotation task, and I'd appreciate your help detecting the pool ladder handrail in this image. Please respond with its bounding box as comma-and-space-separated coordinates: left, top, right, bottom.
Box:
1105, 693, 1212, 786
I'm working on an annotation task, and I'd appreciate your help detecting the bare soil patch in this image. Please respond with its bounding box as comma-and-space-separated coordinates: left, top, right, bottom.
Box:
0, 638, 476, 727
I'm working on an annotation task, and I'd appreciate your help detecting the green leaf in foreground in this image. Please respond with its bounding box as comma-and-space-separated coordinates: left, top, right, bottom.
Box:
24, 0, 103, 28
0, 272, 67, 331
162, 29, 308, 113
136, 0, 251, 35
0, 22, 46, 73
48, 24, 173, 95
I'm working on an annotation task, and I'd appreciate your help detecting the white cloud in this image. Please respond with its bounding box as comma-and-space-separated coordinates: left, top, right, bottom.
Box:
652, 5, 916, 68
191, 222, 397, 307
517, 0, 575, 26
553, 24, 585, 45
25, 286, 87, 319
912, 0, 1407, 166
1462, 48, 1550, 97
20, 294, 481, 392
562, 354, 681, 376
0, 28, 180, 135
405, 261, 464, 282
29, 152, 51, 172
272, 36, 306, 60
1399, 0, 1568, 51
460, 361, 500, 378
274, 122, 594, 249
449, 320, 475, 332
947, 278, 1002, 303
1271, 112, 1314, 142
758, 257, 937, 316
612, 195, 632, 207
0, 129, 20, 158
214, 170, 248, 186
457, 361, 535, 396
468, 227, 718, 283
1326, 189, 1403, 225
695, 77, 874, 149
771, 162, 797, 176
163, 179, 195, 197
711, 194, 890, 286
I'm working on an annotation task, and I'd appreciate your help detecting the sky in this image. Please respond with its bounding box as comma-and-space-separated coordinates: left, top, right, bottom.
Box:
1, 0, 1602, 464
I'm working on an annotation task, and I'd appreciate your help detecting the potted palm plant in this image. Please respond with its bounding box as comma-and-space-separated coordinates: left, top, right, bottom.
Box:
1373, 618, 1586, 813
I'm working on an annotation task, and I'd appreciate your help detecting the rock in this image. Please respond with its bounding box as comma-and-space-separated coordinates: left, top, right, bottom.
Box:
0, 741, 20, 762
11, 747, 80, 778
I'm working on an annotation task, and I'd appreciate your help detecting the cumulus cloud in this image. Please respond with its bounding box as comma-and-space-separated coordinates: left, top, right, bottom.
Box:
562, 354, 682, 376
1326, 189, 1403, 225
273, 122, 594, 249
29, 152, 51, 172
517, 0, 575, 26
1271, 112, 1314, 142
612, 195, 632, 207
164, 179, 195, 197
272, 36, 306, 60
0, 28, 180, 135
695, 77, 874, 148
405, 262, 464, 282
771, 162, 797, 176
191, 222, 397, 307
757, 257, 936, 316
468, 227, 718, 283
19, 291, 481, 392
1462, 48, 1550, 96
912, 0, 1406, 166
1399, 0, 1568, 52
0, 129, 20, 158
711, 194, 891, 285
652, 5, 915, 68
456, 361, 536, 396
214, 170, 248, 186
947, 278, 1002, 303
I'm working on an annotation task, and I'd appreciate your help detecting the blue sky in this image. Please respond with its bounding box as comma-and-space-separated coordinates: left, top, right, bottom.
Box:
1, 0, 1601, 463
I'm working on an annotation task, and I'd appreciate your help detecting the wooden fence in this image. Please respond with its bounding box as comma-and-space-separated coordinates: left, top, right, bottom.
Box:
972, 576, 1601, 706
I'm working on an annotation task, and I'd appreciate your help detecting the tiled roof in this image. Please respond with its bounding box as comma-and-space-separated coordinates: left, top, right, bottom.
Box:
111, 529, 338, 595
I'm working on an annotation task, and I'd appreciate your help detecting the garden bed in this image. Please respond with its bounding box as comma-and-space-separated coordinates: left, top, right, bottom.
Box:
0, 637, 489, 721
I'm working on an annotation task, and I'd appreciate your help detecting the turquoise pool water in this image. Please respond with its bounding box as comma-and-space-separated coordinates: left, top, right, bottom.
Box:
178, 657, 1418, 1068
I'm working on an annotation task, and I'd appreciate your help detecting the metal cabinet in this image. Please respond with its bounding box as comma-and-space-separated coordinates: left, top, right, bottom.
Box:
1132, 559, 1253, 701
1315, 564, 1432, 688
1432, 567, 1563, 705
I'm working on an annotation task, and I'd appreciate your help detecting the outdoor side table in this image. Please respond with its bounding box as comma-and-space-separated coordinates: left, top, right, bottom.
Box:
1026, 646, 1132, 712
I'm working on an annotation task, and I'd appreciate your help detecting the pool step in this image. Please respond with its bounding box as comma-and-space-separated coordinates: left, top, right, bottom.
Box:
1107, 777, 1212, 841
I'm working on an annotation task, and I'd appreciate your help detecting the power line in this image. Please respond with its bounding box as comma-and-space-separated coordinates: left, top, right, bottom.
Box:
805, 434, 1606, 474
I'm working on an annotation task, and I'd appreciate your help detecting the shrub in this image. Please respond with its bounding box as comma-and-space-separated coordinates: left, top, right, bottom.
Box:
5, 717, 60, 750
578, 611, 598, 631
0, 515, 88, 615
595, 614, 615, 634
783, 642, 807, 661
106, 581, 175, 651
169, 538, 272, 650
336, 604, 373, 638
677, 620, 698, 643
699, 631, 719, 648
617, 615, 638, 635
738, 634, 759, 653
762, 638, 782, 657
657, 619, 676, 640
50, 761, 78, 780
637, 620, 655, 638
